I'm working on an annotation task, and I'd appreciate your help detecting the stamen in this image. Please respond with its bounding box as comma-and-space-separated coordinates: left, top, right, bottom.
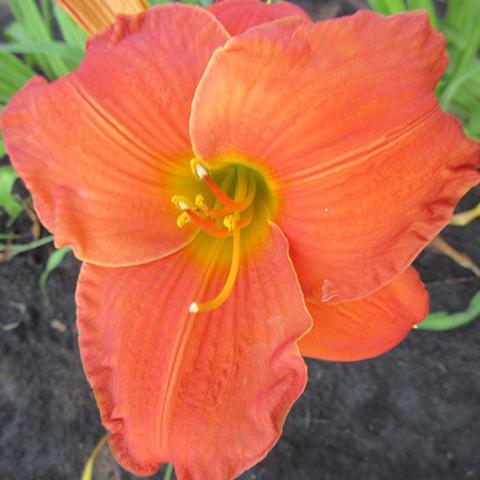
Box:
187, 211, 234, 238
176, 212, 191, 228
172, 195, 192, 211
190, 158, 209, 180
194, 194, 209, 215
223, 214, 237, 232
190, 228, 241, 314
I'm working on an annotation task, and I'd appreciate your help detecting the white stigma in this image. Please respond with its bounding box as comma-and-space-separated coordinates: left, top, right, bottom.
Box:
189, 302, 199, 314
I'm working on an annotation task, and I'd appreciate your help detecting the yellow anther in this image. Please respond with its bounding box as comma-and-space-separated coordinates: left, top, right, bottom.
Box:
190, 158, 209, 180
194, 194, 209, 215
223, 214, 237, 232
172, 195, 192, 211
176, 212, 191, 228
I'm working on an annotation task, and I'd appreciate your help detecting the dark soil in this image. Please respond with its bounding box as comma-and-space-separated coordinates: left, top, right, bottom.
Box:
1, 1, 479, 479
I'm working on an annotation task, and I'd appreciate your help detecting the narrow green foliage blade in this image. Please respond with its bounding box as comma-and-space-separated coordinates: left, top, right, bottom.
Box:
440, 61, 480, 110
6, 0, 69, 79
81, 435, 108, 480
0, 52, 35, 87
53, 4, 87, 49
0, 165, 23, 222
0, 41, 84, 64
367, 0, 406, 14
406, 0, 439, 27
417, 291, 480, 331
163, 464, 174, 480
40, 0, 53, 37
39, 247, 71, 303
0, 235, 54, 257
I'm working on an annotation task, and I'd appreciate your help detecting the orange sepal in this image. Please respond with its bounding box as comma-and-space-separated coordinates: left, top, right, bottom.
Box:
191, 11, 480, 303
76, 224, 311, 479
208, 0, 309, 35
57, 0, 148, 36
299, 268, 429, 362
1, 5, 229, 266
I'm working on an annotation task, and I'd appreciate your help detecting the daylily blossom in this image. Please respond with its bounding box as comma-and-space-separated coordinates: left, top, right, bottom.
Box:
1, 0, 479, 478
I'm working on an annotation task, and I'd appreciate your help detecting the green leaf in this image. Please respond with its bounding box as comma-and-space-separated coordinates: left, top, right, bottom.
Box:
465, 104, 480, 140
0, 165, 23, 223
81, 435, 108, 480
0, 52, 36, 87
6, 1, 56, 78
163, 464, 174, 480
440, 61, 480, 110
0, 41, 83, 64
40, 0, 53, 37
0, 235, 53, 259
367, 0, 406, 14
39, 247, 71, 303
442, 24, 468, 50
53, 4, 87, 49
417, 291, 480, 331
406, 0, 439, 28
0, 138, 5, 157
6, 0, 71, 79
0, 233, 21, 240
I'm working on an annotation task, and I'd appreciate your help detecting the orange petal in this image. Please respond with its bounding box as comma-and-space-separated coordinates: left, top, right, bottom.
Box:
299, 267, 428, 362
76, 224, 311, 478
1, 5, 229, 266
208, 0, 309, 35
190, 12, 480, 302
57, 0, 148, 36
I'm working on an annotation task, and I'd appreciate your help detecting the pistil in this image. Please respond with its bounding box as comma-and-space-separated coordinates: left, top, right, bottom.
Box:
189, 227, 241, 313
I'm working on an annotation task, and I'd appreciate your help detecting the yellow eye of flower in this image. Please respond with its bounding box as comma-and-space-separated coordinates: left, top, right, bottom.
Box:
172, 158, 275, 313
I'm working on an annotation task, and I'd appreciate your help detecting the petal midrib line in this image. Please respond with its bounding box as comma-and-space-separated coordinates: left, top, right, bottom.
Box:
156, 242, 223, 449
68, 77, 176, 168
279, 104, 440, 186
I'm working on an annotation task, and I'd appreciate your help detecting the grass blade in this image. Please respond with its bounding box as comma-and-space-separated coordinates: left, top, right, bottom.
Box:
367, 0, 406, 14
163, 464, 174, 480
0, 165, 23, 223
417, 291, 480, 330
0, 236, 54, 262
53, 4, 87, 49
440, 61, 480, 110
6, 0, 70, 79
39, 247, 71, 303
0, 41, 84, 64
81, 435, 108, 480
406, 0, 439, 27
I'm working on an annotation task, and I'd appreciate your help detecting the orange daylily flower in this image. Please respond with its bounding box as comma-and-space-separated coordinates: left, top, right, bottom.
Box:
57, 0, 307, 37
1, 1, 479, 479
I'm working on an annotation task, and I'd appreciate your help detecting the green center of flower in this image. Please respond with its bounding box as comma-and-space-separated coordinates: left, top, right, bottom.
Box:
172, 158, 276, 314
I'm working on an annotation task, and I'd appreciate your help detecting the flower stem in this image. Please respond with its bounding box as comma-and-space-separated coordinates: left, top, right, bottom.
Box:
163, 463, 173, 480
